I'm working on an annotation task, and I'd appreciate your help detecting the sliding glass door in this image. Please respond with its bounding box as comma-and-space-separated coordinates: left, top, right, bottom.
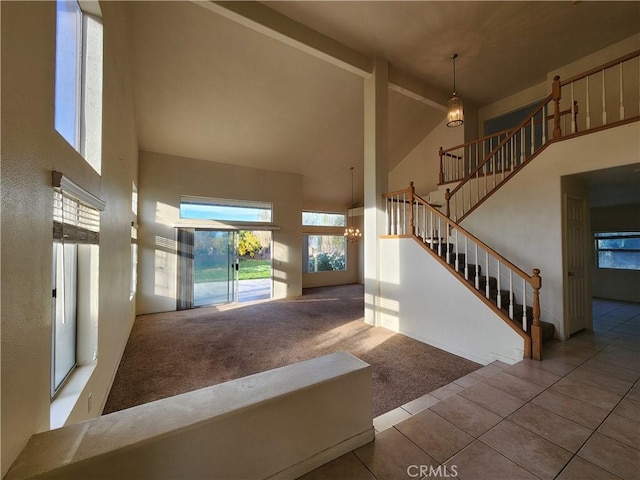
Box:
52, 241, 78, 395
193, 230, 237, 306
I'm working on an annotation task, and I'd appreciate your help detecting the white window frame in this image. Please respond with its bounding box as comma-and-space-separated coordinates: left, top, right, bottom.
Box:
54, 0, 103, 174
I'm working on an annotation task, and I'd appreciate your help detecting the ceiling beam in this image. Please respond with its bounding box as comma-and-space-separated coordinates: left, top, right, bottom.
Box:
196, 1, 448, 109
197, 1, 372, 77
389, 66, 448, 111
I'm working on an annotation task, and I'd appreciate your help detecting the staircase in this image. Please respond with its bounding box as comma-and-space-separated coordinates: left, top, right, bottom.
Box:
382, 50, 639, 362
425, 238, 555, 344
383, 183, 549, 360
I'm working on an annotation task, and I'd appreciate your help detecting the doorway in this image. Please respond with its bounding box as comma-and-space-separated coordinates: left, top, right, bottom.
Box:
187, 229, 272, 308
193, 230, 237, 306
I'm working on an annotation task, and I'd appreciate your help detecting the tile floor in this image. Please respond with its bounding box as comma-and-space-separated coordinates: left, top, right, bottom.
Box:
300, 299, 640, 480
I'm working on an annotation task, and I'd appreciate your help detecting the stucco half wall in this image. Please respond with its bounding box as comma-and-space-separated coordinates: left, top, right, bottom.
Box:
379, 237, 526, 365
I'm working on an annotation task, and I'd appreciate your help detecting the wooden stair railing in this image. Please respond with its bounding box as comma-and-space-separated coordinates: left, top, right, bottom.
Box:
441, 49, 640, 223
383, 182, 545, 360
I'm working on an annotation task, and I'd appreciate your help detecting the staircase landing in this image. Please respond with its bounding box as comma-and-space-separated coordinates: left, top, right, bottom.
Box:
301, 301, 640, 480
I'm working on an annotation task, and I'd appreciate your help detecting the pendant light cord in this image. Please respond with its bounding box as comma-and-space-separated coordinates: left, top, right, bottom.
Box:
452, 53, 458, 95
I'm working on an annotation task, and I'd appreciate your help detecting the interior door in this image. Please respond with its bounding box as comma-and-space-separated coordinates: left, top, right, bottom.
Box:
566, 195, 588, 335
193, 230, 237, 306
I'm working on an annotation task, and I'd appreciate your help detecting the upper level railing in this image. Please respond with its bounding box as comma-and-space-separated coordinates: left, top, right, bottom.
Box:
383, 183, 543, 360
441, 50, 640, 222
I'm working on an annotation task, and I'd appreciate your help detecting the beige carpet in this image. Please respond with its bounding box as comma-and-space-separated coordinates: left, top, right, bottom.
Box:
104, 284, 481, 417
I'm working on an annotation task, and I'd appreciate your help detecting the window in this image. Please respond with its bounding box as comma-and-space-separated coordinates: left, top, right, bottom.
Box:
595, 232, 640, 270
302, 210, 347, 273
303, 235, 347, 273
180, 196, 272, 223
52, 172, 104, 397
130, 183, 138, 300
302, 211, 346, 227
55, 0, 103, 174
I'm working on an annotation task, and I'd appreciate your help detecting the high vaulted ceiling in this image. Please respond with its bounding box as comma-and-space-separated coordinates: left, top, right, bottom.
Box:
128, 1, 639, 209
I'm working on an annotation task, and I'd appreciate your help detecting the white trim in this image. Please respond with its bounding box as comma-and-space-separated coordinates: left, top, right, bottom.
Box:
52, 171, 105, 211
50, 363, 96, 429
77, 0, 102, 18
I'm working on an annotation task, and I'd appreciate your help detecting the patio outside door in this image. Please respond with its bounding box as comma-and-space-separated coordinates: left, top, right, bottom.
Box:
193, 230, 238, 306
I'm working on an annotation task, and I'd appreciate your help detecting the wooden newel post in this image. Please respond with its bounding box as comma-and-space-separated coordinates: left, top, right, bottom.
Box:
552, 75, 562, 140
445, 188, 451, 219
531, 268, 543, 361
409, 182, 415, 235
439, 147, 444, 184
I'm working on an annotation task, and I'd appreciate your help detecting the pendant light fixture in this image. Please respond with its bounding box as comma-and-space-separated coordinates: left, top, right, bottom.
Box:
446, 53, 464, 127
344, 167, 362, 243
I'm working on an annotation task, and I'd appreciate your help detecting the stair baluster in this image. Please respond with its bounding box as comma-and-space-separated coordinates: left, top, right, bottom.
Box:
497, 262, 502, 310
619, 61, 624, 121
464, 236, 469, 281
509, 271, 514, 320
602, 69, 607, 125
522, 278, 527, 331
474, 244, 480, 290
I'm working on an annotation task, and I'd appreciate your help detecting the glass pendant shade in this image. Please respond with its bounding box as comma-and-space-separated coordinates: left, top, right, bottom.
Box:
446, 53, 464, 128
447, 94, 464, 127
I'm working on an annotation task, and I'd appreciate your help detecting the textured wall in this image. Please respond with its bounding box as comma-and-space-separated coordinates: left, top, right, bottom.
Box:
1, 2, 139, 474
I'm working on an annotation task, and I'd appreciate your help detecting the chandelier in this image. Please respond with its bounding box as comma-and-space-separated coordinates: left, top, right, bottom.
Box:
344, 167, 362, 243
446, 53, 464, 127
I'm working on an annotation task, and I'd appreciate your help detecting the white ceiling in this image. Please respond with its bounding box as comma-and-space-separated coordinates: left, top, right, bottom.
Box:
128, 1, 640, 209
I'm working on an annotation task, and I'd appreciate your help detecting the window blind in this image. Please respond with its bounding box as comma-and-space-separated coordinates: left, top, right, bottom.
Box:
52, 171, 104, 244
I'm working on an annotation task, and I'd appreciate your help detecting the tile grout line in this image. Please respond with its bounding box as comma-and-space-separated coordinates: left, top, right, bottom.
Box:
552, 379, 639, 480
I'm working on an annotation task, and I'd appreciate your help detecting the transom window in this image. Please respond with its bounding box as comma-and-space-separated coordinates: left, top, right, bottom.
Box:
54, 0, 103, 174
302, 211, 346, 227
595, 232, 640, 270
180, 196, 272, 223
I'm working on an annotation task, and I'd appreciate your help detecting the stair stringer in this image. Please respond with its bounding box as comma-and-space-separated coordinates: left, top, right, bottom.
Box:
378, 237, 527, 366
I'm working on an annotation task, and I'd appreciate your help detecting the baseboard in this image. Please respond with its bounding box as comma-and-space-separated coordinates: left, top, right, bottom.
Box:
491, 350, 522, 365
266, 428, 375, 480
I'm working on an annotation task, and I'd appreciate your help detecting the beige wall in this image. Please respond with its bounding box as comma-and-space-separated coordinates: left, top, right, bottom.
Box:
137, 151, 303, 314
388, 117, 464, 198
591, 204, 640, 303
1, 2, 139, 476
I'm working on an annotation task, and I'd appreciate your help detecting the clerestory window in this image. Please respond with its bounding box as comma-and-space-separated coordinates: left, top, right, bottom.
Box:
54, 0, 103, 174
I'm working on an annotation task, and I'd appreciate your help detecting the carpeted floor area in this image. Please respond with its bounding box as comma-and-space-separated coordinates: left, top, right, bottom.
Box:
104, 284, 481, 417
